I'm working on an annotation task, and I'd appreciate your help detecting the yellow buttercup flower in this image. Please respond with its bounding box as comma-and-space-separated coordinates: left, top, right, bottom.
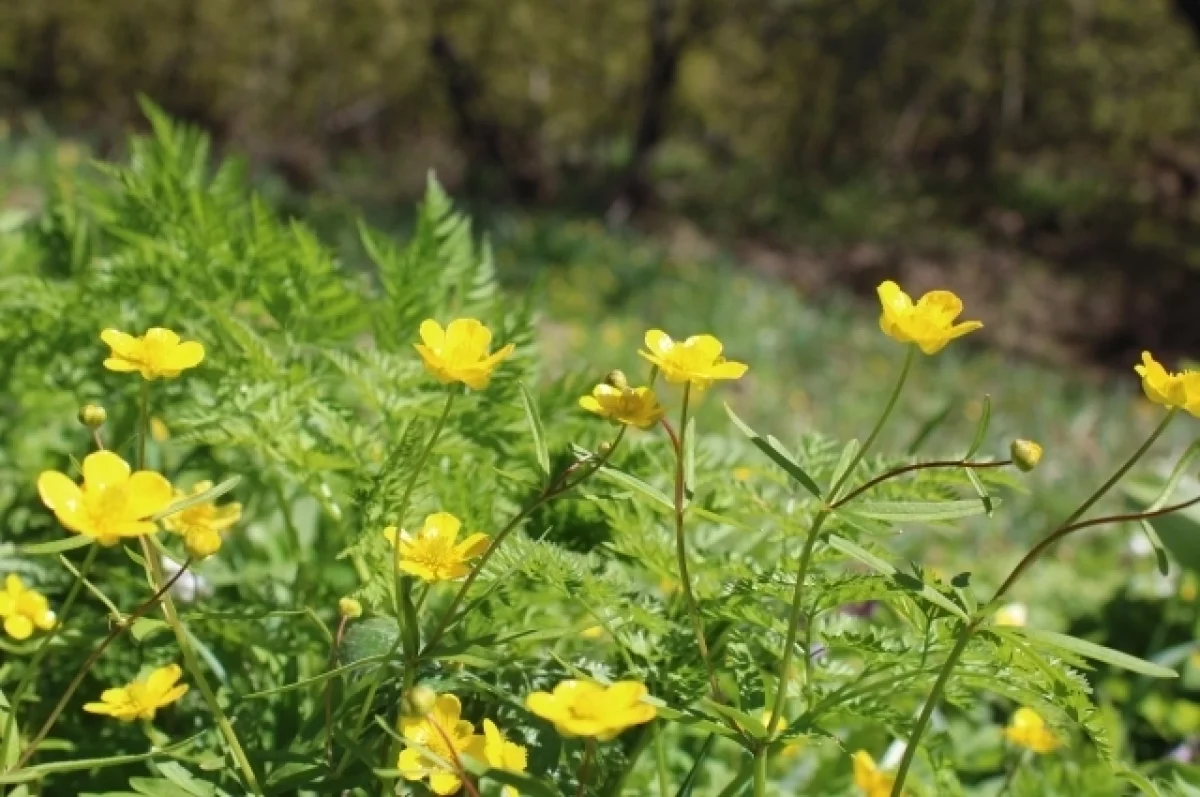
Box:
638, 330, 748, 389
383, 512, 489, 583
579, 384, 664, 429
525, 680, 656, 740
482, 719, 529, 797
37, 451, 174, 546
100, 327, 205, 380
876, 281, 982, 355
415, 318, 516, 390
83, 664, 188, 721
580, 624, 607, 640
161, 480, 242, 560
0, 575, 57, 641
397, 693, 486, 796
993, 602, 1028, 627
150, 417, 171, 442
1004, 707, 1061, 754
1135, 352, 1200, 417
852, 750, 896, 797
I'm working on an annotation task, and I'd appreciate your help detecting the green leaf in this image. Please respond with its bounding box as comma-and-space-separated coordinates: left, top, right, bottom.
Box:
1, 689, 18, 772
829, 440, 860, 495
852, 499, 993, 523
0, 732, 205, 784
518, 381, 550, 477
1020, 628, 1178, 679
826, 534, 968, 620
698, 699, 768, 739
481, 768, 563, 797
683, 416, 697, 502
151, 476, 241, 522
243, 655, 386, 699
340, 617, 399, 665
595, 466, 673, 511
724, 403, 822, 499
16, 536, 91, 556
1116, 767, 1163, 797
674, 733, 718, 797
964, 395, 991, 459
1125, 476, 1200, 573
130, 618, 171, 643
964, 467, 994, 517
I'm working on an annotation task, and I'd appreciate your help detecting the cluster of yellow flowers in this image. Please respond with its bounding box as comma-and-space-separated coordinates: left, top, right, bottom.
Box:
0, 575, 57, 641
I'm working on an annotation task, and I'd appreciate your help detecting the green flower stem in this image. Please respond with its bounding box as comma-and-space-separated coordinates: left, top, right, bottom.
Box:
830, 458, 1012, 510
654, 723, 671, 797
576, 739, 596, 797
671, 384, 723, 703
715, 760, 752, 797
142, 541, 263, 794
752, 748, 768, 797
767, 346, 915, 738
889, 408, 1179, 797
421, 427, 627, 656
14, 557, 193, 769
997, 750, 1029, 796
138, 381, 149, 469
0, 545, 99, 764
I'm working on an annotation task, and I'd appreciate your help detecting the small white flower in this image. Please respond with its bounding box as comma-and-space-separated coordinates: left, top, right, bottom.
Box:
162, 555, 212, 603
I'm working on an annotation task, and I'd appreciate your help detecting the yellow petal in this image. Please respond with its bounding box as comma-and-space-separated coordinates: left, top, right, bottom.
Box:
146, 664, 183, 694
125, 471, 175, 519
876, 281, 912, 315
165, 341, 205, 371
684, 334, 723, 359
524, 692, 561, 721
915, 290, 963, 319
606, 681, 648, 707
4, 615, 33, 640
454, 533, 490, 559
82, 451, 132, 491
445, 318, 490, 352
82, 701, 117, 716
429, 770, 463, 796
419, 320, 446, 349
100, 328, 138, 356
579, 395, 605, 415
432, 693, 463, 725
37, 471, 83, 514
424, 512, 462, 539
397, 747, 427, 779
644, 329, 673, 355
103, 357, 141, 372
708, 360, 748, 380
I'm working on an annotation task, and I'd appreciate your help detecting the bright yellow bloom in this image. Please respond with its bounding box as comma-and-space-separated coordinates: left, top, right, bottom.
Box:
397, 693, 486, 796
852, 751, 896, 797
415, 318, 515, 390
1135, 352, 1200, 417
580, 624, 607, 640
150, 417, 170, 441
638, 330, 748, 389
100, 327, 205, 380
37, 451, 174, 546
0, 575, 57, 641
525, 680, 656, 740
1004, 707, 1061, 754
161, 480, 242, 560
83, 664, 188, 721
876, 281, 982, 355
993, 602, 1028, 627
383, 512, 489, 583
482, 719, 529, 797
579, 384, 664, 429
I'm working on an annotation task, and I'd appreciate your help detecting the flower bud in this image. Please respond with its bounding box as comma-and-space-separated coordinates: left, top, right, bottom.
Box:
78, 404, 107, 429
597, 441, 613, 455
1010, 439, 1043, 472
184, 529, 222, 560
604, 370, 629, 390
403, 685, 438, 717
338, 597, 363, 619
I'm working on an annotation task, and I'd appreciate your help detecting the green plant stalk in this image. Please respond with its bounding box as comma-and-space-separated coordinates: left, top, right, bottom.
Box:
888, 408, 1179, 797
654, 723, 671, 797
715, 760, 752, 797
997, 749, 1029, 796
752, 748, 768, 797
671, 384, 723, 701
767, 346, 914, 736
0, 545, 100, 764
577, 739, 596, 797
14, 558, 193, 769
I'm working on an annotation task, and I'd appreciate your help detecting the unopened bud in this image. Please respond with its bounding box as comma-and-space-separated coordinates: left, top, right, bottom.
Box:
403, 685, 438, 717
78, 404, 107, 429
338, 597, 363, 619
184, 529, 222, 560
604, 370, 629, 390
1010, 439, 1043, 472
597, 441, 613, 455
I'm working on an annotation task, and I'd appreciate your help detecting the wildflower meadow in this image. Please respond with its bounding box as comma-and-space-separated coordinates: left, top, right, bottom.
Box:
4, 108, 1200, 797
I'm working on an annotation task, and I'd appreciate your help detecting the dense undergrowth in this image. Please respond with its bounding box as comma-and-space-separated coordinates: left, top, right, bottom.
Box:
2, 109, 1200, 797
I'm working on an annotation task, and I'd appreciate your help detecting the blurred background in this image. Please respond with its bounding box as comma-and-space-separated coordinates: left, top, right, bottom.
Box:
4, 0, 1200, 369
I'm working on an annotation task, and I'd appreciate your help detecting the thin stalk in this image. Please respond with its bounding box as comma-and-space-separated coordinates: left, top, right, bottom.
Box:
890, 409, 1179, 796
325, 615, 350, 763
671, 385, 722, 700
768, 347, 915, 737
752, 748, 768, 797
831, 459, 1012, 509
654, 723, 671, 797
0, 545, 100, 762
997, 750, 1029, 796
138, 381, 149, 469
577, 739, 596, 797
715, 760, 753, 797
14, 558, 193, 769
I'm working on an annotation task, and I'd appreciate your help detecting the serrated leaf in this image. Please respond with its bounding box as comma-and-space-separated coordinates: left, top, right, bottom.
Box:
518, 381, 550, 477
1020, 628, 1178, 679
724, 403, 822, 499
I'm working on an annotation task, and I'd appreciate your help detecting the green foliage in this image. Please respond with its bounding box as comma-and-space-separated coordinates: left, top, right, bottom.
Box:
1, 108, 1199, 797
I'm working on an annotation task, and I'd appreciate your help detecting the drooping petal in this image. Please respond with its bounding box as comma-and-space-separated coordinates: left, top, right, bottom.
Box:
82, 451, 132, 492
579, 395, 605, 415
707, 360, 749, 380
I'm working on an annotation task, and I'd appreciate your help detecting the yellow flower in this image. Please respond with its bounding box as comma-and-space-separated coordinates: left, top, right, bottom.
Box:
1135, 352, 1200, 416
83, 664, 188, 722
876, 281, 982, 355
482, 719, 529, 797
397, 693, 486, 796
579, 384, 664, 429
37, 451, 174, 546
1004, 707, 1061, 754
0, 575, 57, 641
415, 318, 515, 390
638, 330, 748, 389
581, 624, 606, 640
993, 602, 1028, 627
852, 750, 897, 797
525, 680, 656, 740
100, 327, 205, 380
383, 512, 489, 583
150, 417, 170, 442
161, 480, 242, 560
732, 466, 753, 482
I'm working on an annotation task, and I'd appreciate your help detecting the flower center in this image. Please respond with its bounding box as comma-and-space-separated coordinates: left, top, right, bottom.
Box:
568, 695, 605, 721
84, 486, 132, 530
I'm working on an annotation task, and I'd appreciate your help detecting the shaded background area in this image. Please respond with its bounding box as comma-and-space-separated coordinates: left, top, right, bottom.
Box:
4, 0, 1200, 366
